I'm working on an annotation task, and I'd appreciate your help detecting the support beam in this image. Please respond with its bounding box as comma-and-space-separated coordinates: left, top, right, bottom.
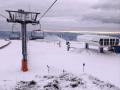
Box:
85, 43, 89, 49
100, 47, 104, 53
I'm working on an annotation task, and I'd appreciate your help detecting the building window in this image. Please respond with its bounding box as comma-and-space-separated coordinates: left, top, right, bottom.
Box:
100, 39, 103, 46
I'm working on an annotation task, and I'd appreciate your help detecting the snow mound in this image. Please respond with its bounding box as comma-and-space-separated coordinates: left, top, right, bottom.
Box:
0, 72, 120, 90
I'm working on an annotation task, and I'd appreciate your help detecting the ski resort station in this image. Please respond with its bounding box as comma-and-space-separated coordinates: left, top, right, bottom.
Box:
0, 1, 120, 89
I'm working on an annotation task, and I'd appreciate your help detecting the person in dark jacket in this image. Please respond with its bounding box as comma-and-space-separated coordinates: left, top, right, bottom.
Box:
66, 41, 70, 51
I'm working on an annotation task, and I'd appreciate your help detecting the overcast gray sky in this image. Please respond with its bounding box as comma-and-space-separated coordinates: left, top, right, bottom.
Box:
0, 0, 120, 32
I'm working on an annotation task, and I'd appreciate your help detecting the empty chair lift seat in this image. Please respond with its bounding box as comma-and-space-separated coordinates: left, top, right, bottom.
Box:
9, 32, 20, 40
31, 30, 44, 40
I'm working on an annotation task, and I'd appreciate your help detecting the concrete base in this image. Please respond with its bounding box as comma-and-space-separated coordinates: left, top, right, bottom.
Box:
21, 59, 28, 72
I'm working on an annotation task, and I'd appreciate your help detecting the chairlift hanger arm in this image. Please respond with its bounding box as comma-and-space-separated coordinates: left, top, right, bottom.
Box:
12, 23, 16, 32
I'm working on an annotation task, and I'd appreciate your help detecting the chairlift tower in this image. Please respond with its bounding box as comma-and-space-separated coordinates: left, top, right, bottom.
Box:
6, 9, 40, 72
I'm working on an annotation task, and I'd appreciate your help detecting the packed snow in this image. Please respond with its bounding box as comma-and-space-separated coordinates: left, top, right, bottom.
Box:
0, 37, 120, 90
0, 39, 11, 49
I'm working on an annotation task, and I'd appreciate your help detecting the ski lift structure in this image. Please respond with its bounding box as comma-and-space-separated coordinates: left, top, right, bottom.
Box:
5, 0, 58, 72
31, 22, 44, 40
6, 9, 40, 72
9, 24, 20, 40
31, 29, 44, 40
31, 0, 57, 40
30, 0, 58, 40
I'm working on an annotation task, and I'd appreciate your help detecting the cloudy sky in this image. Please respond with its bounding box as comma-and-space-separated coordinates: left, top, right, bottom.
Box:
0, 0, 120, 32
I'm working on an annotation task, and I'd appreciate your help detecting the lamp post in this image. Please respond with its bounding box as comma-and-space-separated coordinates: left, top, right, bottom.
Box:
6, 9, 40, 72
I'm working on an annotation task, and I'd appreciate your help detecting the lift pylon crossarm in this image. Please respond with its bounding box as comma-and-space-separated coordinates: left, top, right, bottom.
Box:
6, 10, 40, 14
7, 19, 39, 24
6, 9, 40, 24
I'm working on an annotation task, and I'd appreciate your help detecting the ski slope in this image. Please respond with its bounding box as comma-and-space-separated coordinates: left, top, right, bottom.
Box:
0, 39, 11, 49
0, 38, 120, 90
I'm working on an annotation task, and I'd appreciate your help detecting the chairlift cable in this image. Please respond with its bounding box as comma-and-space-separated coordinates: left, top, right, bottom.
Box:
0, 19, 5, 22
39, 0, 58, 20
0, 13, 7, 19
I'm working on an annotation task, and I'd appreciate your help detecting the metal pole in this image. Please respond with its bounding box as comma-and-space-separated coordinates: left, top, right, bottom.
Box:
21, 23, 27, 60
21, 22, 28, 72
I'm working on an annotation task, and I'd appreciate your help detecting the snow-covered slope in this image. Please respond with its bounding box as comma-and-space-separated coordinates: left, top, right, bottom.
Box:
0, 38, 120, 90
0, 39, 11, 49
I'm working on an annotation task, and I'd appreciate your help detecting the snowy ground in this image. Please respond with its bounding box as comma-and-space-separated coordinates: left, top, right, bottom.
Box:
0, 38, 120, 90
0, 40, 11, 49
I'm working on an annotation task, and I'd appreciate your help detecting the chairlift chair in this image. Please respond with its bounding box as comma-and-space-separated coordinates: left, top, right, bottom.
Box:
31, 22, 44, 40
9, 31, 20, 40
9, 24, 20, 40
31, 29, 44, 40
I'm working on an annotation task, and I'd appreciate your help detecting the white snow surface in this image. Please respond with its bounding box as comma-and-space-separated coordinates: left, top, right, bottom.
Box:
0, 38, 120, 90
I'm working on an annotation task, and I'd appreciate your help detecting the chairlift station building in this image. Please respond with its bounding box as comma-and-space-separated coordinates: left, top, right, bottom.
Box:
77, 35, 120, 53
